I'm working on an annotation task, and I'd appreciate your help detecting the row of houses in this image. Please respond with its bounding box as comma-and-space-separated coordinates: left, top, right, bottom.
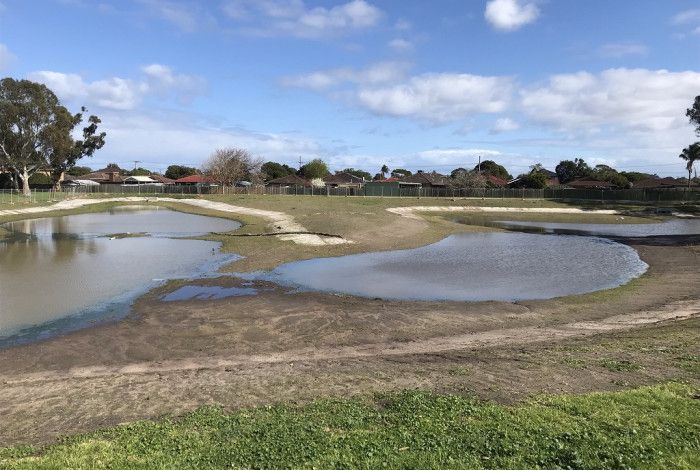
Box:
63, 165, 204, 187
58, 164, 696, 191
266, 170, 696, 191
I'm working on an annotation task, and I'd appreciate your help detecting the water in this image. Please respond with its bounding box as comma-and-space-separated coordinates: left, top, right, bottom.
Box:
161, 285, 259, 301
260, 233, 648, 302
492, 218, 700, 237
0, 206, 241, 344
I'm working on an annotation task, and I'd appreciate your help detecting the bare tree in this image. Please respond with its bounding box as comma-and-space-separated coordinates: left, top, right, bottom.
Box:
202, 148, 262, 192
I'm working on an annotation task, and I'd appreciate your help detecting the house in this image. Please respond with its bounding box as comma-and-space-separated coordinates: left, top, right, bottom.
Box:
633, 177, 696, 189
363, 179, 421, 196
265, 174, 311, 187
485, 175, 508, 188
400, 171, 451, 189
82, 164, 126, 184
148, 174, 176, 185
174, 175, 211, 185
322, 172, 365, 188
565, 178, 617, 189
507, 169, 560, 188
123, 176, 159, 185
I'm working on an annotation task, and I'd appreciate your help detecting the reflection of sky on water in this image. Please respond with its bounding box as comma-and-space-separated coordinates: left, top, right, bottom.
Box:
262, 232, 648, 302
0, 207, 240, 344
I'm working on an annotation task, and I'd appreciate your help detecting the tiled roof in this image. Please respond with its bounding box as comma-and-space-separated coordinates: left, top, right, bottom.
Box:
175, 175, 210, 184
323, 172, 365, 184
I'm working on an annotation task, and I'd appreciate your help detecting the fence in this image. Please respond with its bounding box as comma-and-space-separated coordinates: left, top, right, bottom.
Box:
1, 184, 699, 205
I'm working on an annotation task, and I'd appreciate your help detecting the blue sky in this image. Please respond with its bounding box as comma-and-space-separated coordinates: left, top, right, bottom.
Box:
1, 0, 699, 176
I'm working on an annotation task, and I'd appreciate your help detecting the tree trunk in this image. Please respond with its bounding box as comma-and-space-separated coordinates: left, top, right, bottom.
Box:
21, 166, 31, 196
689, 169, 693, 189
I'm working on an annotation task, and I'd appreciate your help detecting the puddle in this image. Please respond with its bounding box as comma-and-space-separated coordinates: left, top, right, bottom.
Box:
161, 285, 259, 301
257, 232, 648, 302
454, 218, 700, 237
0, 206, 242, 346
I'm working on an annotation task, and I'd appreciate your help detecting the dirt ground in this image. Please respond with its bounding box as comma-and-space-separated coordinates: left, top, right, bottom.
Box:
0, 198, 698, 446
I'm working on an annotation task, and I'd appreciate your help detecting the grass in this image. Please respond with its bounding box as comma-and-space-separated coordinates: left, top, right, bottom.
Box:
1, 384, 698, 469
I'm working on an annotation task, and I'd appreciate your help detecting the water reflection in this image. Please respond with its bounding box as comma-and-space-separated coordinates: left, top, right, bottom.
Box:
492, 218, 700, 237
0, 207, 241, 344
260, 233, 648, 302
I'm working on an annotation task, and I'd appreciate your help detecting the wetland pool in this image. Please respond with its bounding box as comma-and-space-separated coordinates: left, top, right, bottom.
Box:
0, 206, 241, 345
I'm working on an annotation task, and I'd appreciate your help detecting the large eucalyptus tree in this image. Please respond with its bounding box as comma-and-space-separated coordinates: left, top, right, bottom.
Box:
0, 78, 105, 195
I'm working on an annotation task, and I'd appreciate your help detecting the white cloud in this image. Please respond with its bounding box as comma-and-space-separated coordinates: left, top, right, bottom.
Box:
491, 117, 520, 133
221, 0, 383, 38
93, 111, 322, 168
520, 68, 700, 133
598, 42, 648, 58
138, 0, 215, 32
388, 38, 413, 52
28, 65, 204, 110
672, 9, 700, 24
0, 43, 16, 71
672, 9, 700, 36
356, 73, 513, 122
416, 148, 501, 164
484, 0, 540, 31
394, 18, 411, 30
281, 61, 410, 91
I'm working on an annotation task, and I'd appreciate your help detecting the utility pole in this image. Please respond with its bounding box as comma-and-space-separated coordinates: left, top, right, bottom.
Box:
298, 156, 304, 169
477, 155, 481, 174
133, 160, 141, 171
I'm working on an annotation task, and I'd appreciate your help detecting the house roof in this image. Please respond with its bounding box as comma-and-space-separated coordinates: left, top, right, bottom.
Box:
82, 171, 125, 184
633, 177, 696, 189
175, 174, 210, 184
323, 172, 365, 184
124, 175, 156, 183
565, 178, 617, 189
486, 175, 508, 187
266, 174, 311, 186
149, 174, 176, 184
401, 172, 451, 187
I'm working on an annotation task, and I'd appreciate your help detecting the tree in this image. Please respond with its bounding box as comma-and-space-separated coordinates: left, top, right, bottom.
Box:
593, 164, 629, 188
555, 158, 592, 184
473, 160, 511, 180
450, 170, 487, 189
202, 148, 262, 191
0, 78, 105, 194
46, 110, 105, 190
679, 143, 700, 188
69, 166, 93, 177
620, 171, 656, 183
687, 95, 700, 136
380, 164, 389, 179
165, 165, 199, 180
391, 168, 412, 178
519, 171, 548, 189
298, 158, 330, 179
261, 161, 296, 181
450, 167, 469, 179
128, 167, 152, 176
340, 168, 371, 180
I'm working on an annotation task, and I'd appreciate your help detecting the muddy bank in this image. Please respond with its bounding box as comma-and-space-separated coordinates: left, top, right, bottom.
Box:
0, 240, 698, 445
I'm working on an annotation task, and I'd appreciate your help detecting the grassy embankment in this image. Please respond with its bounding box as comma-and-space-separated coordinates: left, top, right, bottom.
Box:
1, 383, 697, 469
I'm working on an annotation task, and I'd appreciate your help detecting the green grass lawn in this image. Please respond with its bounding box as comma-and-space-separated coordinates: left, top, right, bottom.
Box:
1, 384, 698, 469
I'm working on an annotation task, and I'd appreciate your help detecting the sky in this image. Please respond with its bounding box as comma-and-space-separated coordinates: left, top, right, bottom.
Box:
1, 0, 699, 177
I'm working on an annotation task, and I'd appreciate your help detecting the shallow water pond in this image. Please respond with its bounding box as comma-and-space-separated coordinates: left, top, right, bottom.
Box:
0, 206, 241, 344
492, 218, 700, 237
260, 233, 648, 302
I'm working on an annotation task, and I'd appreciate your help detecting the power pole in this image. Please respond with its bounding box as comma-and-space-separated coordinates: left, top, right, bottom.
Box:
133, 160, 141, 171
477, 155, 481, 174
